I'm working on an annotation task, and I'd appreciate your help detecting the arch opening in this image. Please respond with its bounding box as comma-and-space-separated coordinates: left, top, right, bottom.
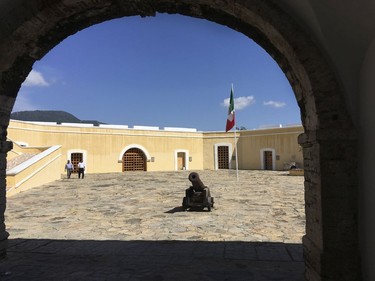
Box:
0, 1, 360, 280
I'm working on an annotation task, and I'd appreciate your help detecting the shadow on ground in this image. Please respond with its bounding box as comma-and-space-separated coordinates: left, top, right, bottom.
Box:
164, 207, 212, 213
0, 239, 305, 281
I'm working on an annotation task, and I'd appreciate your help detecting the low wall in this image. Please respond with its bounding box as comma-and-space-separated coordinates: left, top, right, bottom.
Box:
289, 169, 304, 176
6, 145, 62, 196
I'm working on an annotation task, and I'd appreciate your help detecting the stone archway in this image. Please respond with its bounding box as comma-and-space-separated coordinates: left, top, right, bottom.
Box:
0, 1, 360, 280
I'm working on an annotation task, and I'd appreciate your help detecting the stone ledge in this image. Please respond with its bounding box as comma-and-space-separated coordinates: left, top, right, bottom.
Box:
289, 169, 304, 176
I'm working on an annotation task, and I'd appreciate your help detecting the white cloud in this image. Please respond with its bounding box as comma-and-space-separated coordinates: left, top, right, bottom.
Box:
22, 70, 49, 87
222, 96, 255, 110
263, 100, 286, 108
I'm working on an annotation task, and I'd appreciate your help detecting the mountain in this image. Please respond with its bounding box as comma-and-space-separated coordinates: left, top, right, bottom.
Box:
10, 110, 104, 126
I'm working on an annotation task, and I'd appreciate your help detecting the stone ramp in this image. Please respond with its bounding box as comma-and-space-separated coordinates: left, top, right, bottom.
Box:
6, 153, 37, 171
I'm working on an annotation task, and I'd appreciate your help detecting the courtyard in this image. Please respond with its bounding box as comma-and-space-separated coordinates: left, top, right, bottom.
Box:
1, 170, 305, 280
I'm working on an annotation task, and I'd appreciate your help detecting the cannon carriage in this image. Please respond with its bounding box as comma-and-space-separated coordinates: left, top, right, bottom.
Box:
182, 172, 214, 211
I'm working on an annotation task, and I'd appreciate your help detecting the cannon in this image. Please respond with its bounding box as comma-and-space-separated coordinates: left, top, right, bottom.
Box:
182, 172, 214, 211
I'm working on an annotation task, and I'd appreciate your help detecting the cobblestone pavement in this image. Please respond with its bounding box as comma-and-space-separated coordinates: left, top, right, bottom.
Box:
1, 170, 306, 280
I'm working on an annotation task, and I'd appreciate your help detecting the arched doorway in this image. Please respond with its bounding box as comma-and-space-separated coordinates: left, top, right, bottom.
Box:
0, 1, 360, 280
122, 148, 147, 172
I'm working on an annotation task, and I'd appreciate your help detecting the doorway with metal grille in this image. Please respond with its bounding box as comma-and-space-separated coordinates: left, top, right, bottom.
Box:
70, 153, 83, 173
264, 151, 273, 170
217, 146, 229, 169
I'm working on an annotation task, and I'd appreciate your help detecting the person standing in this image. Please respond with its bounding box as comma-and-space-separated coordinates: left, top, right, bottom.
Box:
65, 160, 73, 179
78, 160, 85, 179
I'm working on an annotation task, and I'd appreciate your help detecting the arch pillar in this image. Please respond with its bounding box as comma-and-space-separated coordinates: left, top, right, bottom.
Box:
0, 41, 26, 256
299, 130, 359, 280
0, 124, 13, 258
0, 142, 12, 258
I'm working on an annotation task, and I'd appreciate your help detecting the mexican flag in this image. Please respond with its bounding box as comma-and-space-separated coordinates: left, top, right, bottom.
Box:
225, 87, 235, 132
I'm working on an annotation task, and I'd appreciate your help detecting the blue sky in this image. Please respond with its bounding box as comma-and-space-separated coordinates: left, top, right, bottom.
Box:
14, 13, 301, 131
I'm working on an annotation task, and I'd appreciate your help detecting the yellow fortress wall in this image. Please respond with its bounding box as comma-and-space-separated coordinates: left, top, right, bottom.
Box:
202, 132, 237, 170
7, 120, 204, 173
7, 120, 303, 179
237, 126, 304, 170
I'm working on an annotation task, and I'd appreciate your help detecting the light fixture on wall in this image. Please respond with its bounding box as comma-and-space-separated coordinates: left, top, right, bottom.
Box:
189, 156, 192, 162
151, 157, 155, 162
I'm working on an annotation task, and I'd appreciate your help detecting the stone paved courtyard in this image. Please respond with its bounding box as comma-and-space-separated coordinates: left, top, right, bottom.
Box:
5, 170, 305, 243
1, 170, 306, 280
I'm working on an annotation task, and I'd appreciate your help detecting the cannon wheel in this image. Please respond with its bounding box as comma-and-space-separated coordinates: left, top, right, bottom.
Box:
207, 197, 212, 211
182, 197, 188, 211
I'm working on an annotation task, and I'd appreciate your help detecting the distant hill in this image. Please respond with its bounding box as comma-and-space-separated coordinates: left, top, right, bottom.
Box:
10, 110, 104, 126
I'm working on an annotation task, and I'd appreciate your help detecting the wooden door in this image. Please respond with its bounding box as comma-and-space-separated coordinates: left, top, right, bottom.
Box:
122, 148, 146, 171
70, 153, 83, 173
177, 152, 185, 170
264, 151, 273, 170
218, 146, 229, 169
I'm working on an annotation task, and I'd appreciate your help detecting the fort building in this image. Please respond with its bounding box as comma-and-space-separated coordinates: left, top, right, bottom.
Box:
6, 119, 303, 196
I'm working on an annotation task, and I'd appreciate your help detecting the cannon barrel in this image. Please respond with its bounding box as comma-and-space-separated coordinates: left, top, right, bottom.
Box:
188, 172, 206, 191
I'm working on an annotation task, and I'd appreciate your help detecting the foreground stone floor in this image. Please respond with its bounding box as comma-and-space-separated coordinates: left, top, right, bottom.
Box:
1, 170, 306, 280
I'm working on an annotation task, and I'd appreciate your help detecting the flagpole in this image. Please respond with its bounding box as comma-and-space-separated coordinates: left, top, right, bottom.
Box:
231, 83, 239, 181
226, 83, 238, 181
234, 124, 239, 181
